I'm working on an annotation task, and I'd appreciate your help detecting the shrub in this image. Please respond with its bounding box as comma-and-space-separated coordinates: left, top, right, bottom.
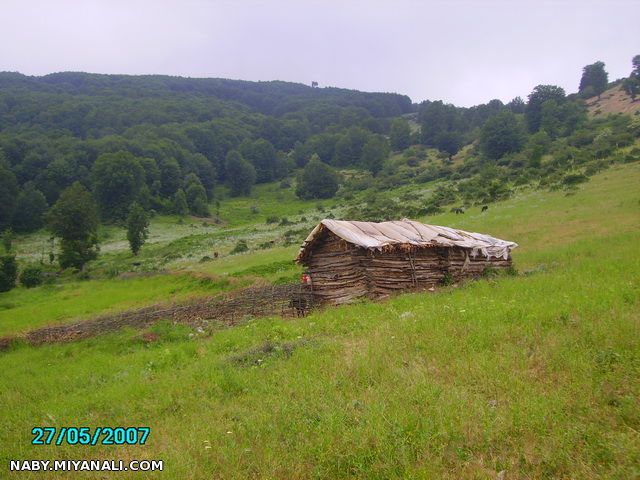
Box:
265, 215, 279, 224
563, 173, 588, 186
481, 265, 499, 278
20, 265, 43, 288
230, 240, 249, 254
504, 265, 518, 276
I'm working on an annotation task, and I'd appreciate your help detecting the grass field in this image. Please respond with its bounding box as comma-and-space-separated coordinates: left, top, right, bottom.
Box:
0, 163, 639, 478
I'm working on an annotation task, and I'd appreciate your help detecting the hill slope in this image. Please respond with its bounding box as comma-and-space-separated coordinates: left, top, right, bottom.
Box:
1, 163, 638, 478
586, 84, 640, 117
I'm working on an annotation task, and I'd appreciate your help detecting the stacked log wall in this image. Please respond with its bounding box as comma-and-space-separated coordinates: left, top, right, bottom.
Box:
361, 247, 447, 297
448, 248, 512, 281
304, 236, 513, 305
306, 233, 369, 304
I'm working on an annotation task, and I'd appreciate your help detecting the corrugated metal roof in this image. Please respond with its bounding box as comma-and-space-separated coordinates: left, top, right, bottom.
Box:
297, 219, 518, 261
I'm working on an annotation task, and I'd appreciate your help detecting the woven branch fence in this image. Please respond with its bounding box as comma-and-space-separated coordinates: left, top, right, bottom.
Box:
1, 283, 315, 348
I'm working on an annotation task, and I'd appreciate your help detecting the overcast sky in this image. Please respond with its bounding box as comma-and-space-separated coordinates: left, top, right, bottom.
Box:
1, 0, 638, 106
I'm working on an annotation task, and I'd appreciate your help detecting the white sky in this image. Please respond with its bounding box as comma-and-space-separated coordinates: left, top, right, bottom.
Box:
1, 0, 638, 106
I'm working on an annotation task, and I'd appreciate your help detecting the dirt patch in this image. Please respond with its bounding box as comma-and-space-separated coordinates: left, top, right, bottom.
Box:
586, 85, 640, 117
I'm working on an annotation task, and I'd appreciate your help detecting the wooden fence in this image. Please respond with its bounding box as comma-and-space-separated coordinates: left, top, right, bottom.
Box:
1, 283, 315, 348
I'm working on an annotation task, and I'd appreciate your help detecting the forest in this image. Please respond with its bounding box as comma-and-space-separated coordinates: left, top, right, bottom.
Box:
0, 57, 639, 287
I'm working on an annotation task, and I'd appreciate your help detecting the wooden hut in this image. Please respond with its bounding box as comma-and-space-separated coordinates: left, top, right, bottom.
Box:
296, 219, 517, 305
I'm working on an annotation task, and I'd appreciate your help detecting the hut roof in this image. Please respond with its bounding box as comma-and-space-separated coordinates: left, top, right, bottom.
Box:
297, 219, 518, 261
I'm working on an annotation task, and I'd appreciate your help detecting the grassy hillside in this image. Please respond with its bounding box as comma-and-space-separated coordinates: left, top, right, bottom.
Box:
0, 163, 638, 478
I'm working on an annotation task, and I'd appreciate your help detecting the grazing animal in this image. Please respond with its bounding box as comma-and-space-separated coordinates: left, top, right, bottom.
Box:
213, 251, 219, 258
454, 207, 465, 215
481, 205, 488, 212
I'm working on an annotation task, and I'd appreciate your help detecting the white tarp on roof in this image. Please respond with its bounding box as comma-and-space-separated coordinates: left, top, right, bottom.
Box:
298, 219, 518, 260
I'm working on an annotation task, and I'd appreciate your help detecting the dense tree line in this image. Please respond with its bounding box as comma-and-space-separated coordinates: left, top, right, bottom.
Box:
0, 72, 412, 233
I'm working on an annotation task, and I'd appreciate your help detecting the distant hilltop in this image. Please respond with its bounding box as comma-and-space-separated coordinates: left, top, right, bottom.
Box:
0, 71, 414, 118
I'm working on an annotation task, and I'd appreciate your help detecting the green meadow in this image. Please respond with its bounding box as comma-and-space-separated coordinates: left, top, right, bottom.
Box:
0, 163, 639, 478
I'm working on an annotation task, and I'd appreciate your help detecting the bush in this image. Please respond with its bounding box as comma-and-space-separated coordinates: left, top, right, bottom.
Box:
265, 215, 279, 224
481, 265, 499, 278
20, 265, 43, 288
230, 240, 249, 254
504, 265, 518, 276
562, 173, 588, 186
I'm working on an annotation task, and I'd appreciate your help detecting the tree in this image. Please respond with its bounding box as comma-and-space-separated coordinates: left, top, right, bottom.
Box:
389, 118, 411, 150
507, 96, 526, 114
525, 85, 566, 133
623, 54, 640, 101
526, 131, 551, 167
479, 111, 526, 160
579, 61, 608, 98
12, 182, 48, 232
296, 155, 339, 199
138, 157, 161, 194
91, 151, 144, 222
307, 133, 339, 163
0, 254, 17, 292
47, 182, 99, 270
623, 77, 639, 101
159, 158, 182, 197
434, 132, 463, 158
539, 99, 586, 138
418, 100, 466, 147
2, 228, 13, 252
188, 153, 216, 199
361, 135, 390, 175
126, 202, 149, 256
0, 162, 18, 230
225, 150, 256, 196
332, 127, 370, 167
184, 173, 209, 217
172, 189, 189, 216
239, 139, 277, 183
